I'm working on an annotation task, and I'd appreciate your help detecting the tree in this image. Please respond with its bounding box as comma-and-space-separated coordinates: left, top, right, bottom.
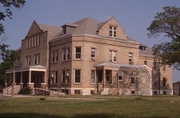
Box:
0, 0, 26, 35
0, 44, 20, 86
147, 6, 180, 70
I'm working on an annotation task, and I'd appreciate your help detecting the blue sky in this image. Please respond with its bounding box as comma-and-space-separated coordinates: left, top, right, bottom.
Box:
1, 0, 180, 82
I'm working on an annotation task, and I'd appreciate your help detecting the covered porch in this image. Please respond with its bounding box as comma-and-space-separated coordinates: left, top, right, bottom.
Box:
96, 62, 152, 96
6, 65, 47, 89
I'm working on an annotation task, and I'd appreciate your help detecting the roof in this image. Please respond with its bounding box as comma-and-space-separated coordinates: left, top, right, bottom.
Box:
72, 17, 98, 35
139, 47, 153, 56
37, 23, 61, 37
174, 81, 180, 84
96, 62, 146, 68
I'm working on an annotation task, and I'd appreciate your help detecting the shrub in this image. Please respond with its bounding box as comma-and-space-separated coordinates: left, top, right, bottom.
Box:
19, 87, 32, 95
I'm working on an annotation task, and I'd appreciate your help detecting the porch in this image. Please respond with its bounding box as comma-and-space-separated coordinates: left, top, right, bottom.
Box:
6, 65, 47, 89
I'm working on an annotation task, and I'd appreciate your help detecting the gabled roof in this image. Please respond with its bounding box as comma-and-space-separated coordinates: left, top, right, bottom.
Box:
37, 23, 61, 37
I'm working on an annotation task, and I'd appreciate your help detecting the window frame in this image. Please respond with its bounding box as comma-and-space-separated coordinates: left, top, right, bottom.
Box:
75, 69, 81, 83
75, 47, 81, 59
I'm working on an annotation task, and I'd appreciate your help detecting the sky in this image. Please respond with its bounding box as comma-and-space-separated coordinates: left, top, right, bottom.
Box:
1, 0, 180, 82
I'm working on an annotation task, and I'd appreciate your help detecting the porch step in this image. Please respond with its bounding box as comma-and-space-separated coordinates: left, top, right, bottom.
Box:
33, 88, 65, 96
3, 85, 21, 95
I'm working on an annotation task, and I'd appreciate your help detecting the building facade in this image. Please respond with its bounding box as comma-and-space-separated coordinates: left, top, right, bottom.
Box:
6, 17, 173, 95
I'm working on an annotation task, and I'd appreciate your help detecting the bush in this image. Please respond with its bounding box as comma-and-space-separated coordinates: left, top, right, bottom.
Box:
19, 87, 32, 95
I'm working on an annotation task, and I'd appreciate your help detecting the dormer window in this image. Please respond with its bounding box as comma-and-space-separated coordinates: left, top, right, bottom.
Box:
109, 26, 117, 38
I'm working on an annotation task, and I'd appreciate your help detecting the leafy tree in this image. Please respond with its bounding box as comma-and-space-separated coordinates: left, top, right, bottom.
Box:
0, 44, 20, 86
0, 0, 26, 35
147, 6, 180, 70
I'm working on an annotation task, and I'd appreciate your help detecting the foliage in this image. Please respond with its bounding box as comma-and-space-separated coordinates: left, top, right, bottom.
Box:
18, 87, 32, 94
0, 0, 26, 35
0, 44, 20, 86
147, 6, 180, 70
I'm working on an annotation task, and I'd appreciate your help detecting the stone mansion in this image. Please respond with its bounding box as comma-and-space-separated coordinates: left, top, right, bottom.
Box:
6, 17, 173, 95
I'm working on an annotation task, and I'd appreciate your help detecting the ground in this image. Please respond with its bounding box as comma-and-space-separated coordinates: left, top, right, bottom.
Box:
0, 95, 180, 118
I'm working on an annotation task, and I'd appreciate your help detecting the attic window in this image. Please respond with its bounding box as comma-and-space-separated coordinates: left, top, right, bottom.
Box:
109, 26, 117, 38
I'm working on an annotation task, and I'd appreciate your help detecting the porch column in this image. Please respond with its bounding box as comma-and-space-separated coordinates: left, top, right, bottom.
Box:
28, 71, 31, 83
19, 72, 23, 88
41, 72, 47, 89
27, 70, 34, 89
103, 68, 106, 86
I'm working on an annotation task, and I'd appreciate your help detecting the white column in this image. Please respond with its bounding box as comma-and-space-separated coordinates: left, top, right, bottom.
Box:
28, 71, 31, 83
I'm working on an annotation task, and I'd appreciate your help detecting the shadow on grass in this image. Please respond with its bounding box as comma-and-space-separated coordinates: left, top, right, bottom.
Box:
0, 113, 170, 118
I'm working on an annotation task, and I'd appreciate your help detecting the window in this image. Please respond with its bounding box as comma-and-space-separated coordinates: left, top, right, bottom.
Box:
52, 50, 58, 62
26, 56, 31, 66
62, 48, 70, 61
91, 70, 96, 83
106, 70, 112, 84
163, 91, 167, 95
75, 69, 81, 83
67, 48, 70, 60
153, 79, 157, 87
131, 77, 135, 84
163, 77, 166, 87
74, 90, 81, 94
34, 54, 40, 65
50, 71, 58, 84
129, 52, 133, 64
62, 70, 70, 84
109, 50, 117, 62
144, 61, 147, 65
153, 91, 158, 95
75, 47, 81, 59
62, 49, 66, 61
109, 26, 117, 38
91, 48, 96, 60
36, 35, 40, 46
118, 76, 123, 81
131, 90, 135, 95
27, 35, 40, 48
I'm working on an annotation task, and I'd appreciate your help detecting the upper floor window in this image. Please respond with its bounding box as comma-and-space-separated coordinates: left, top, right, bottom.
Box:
34, 54, 40, 65
109, 26, 117, 38
129, 52, 133, 65
91, 48, 96, 61
26, 56, 31, 66
75, 47, 81, 59
75, 69, 81, 83
27, 34, 40, 48
109, 50, 117, 62
52, 50, 58, 63
62, 48, 70, 61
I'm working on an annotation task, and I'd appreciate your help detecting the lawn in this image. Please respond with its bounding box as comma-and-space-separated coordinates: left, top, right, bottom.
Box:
0, 95, 180, 118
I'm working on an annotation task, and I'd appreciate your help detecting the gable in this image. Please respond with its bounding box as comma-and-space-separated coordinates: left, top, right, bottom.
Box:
98, 17, 127, 39
26, 21, 42, 37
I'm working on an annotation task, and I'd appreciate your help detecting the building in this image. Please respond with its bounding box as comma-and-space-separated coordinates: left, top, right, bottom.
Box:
173, 81, 180, 95
5, 17, 173, 95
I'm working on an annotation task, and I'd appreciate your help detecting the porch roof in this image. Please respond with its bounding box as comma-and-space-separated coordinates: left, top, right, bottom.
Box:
96, 62, 150, 69
6, 65, 47, 73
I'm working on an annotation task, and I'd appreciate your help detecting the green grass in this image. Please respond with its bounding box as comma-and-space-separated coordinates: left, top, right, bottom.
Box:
0, 95, 180, 118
